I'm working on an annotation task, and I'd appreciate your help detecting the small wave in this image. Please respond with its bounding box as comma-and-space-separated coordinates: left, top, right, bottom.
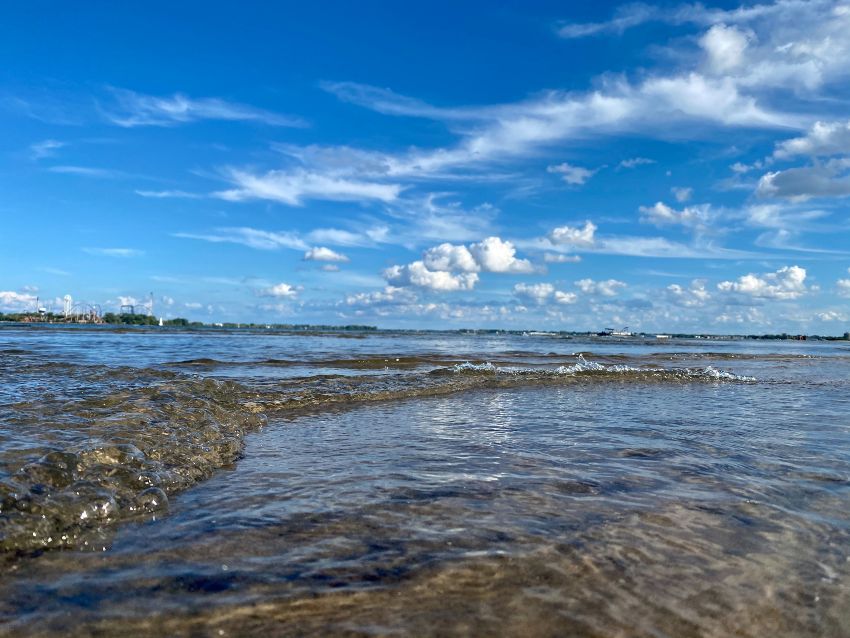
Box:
448, 355, 755, 382
0, 378, 265, 554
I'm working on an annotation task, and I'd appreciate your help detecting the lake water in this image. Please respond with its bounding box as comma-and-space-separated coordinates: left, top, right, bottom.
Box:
1, 325, 849, 637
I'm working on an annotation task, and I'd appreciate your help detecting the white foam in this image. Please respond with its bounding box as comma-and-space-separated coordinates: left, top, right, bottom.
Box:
450, 354, 756, 382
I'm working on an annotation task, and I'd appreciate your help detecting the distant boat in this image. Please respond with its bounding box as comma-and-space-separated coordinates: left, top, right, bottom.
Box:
158, 317, 164, 327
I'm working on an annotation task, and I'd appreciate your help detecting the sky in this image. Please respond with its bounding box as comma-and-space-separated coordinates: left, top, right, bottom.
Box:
2, 0, 850, 333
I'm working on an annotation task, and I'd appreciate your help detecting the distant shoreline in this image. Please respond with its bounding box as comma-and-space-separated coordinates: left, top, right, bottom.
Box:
1, 319, 848, 341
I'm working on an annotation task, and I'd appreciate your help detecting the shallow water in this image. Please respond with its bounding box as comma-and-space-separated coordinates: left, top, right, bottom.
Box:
1, 325, 849, 636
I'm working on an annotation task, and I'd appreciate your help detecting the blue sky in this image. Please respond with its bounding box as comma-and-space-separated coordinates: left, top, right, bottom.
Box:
2, 0, 850, 332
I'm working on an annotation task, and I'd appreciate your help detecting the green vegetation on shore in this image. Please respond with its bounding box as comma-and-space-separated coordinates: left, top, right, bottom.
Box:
0, 313, 846, 339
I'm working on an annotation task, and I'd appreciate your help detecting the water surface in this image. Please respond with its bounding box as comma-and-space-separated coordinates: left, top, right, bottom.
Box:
1, 325, 848, 636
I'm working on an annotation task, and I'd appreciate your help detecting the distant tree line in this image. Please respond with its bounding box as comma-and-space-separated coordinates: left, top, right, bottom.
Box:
100, 313, 202, 326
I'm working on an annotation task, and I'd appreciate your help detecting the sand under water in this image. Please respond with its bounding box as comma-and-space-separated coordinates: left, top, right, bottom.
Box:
1, 325, 849, 636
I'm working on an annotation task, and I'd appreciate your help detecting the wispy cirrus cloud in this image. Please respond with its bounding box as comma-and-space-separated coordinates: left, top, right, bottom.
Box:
135, 189, 204, 199
99, 87, 307, 128
174, 227, 309, 251
49, 165, 123, 178
29, 139, 65, 160
213, 168, 402, 206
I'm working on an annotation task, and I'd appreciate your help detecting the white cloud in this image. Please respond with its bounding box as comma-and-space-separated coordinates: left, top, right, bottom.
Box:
558, 3, 658, 38
469, 237, 534, 274
344, 286, 417, 307
544, 253, 581, 263
837, 270, 850, 297
672, 186, 693, 202
0, 291, 37, 312
417, 237, 533, 274
513, 282, 555, 304
423, 243, 478, 273
816, 310, 848, 322
619, 157, 655, 169
699, 24, 752, 73
307, 226, 389, 247
175, 227, 308, 251
575, 278, 626, 297
136, 189, 203, 199
29, 139, 64, 160
744, 203, 829, 230
550, 221, 596, 247
756, 160, 850, 201
101, 88, 306, 128
554, 291, 578, 304
774, 120, 850, 158
730, 161, 762, 173
547, 162, 598, 185
49, 166, 121, 179
384, 261, 478, 292
667, 280, 711, 307
83, 247, 144, 257
214, 168, 402, 206
511, 283, 578, 305
717, 265, 808, 299
304, 246, 349, 262
259, 283, 300, 299
639, 201, 712, 228
315, 72, 795, 187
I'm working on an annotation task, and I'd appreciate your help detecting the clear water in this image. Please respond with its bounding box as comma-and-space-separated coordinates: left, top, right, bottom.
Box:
1, 325, 849, 636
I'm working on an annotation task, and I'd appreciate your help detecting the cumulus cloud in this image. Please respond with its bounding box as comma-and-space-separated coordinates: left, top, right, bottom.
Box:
547, 162, 599, 185
344, 286, 414, 306
513, 283, 577, 305
774, 120, 850, 159
513, 282, 555, 304
717, 265, 808, 299
816, 310, 848, 322
699, 24, 752, 73
555, 291, 578, 304
101, 88, 306, 128
417, 237, 533, 274
639, 201, 713, 228
423, 243, 478, 273
384, 262, 478, 292
0, 291, 37, 312
666, 280, 711, 307
469, 237, 534, 274
549, 221, 597, 247
575, 278, 626, 297
837, 269, 850, 297
756, 160, 850, 201
259, 283, 300, 298
304, 246, 349, 262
